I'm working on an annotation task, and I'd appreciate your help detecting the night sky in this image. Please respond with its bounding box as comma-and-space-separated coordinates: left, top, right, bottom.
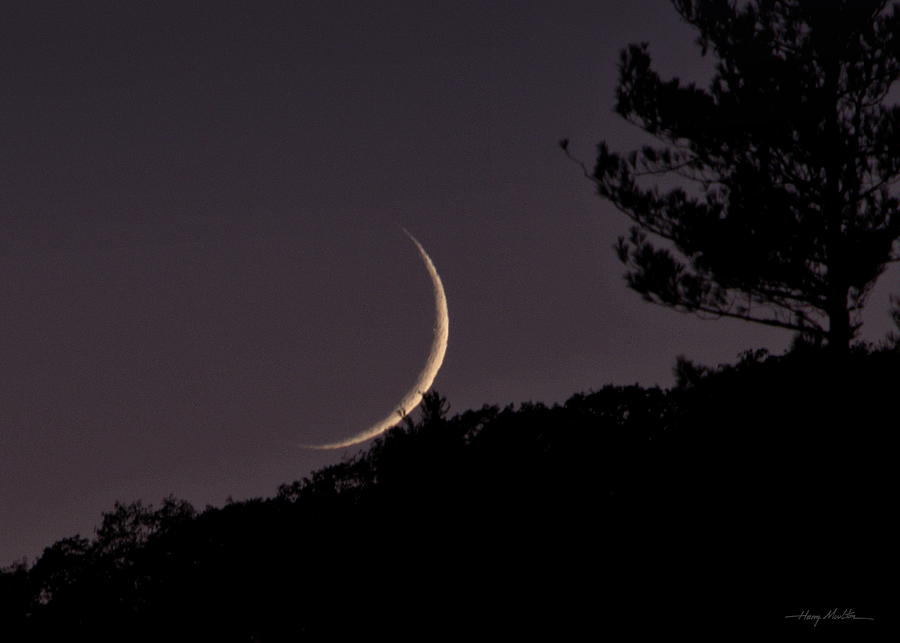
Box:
2, 1, 896, 566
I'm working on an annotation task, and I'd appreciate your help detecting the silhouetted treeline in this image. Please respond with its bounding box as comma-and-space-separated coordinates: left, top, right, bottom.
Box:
2, 345, 895, 638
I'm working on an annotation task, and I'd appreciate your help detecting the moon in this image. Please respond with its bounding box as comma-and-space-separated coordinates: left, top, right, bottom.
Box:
303, 228, 449, 450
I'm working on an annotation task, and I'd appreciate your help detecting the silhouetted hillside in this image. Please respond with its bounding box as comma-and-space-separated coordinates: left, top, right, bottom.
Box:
2, 345, 895, 638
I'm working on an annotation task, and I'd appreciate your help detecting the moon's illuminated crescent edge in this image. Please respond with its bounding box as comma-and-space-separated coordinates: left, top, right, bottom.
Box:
302, 228, 449, 450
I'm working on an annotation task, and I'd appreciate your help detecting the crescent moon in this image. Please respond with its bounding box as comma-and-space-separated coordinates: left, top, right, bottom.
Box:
303, 228, 449, 449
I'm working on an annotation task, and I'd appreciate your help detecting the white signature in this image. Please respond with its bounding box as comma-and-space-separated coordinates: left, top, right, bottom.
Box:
785, 609, 875, 627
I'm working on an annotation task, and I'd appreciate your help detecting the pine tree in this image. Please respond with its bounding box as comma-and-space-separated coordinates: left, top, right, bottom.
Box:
567, 0, 899, 355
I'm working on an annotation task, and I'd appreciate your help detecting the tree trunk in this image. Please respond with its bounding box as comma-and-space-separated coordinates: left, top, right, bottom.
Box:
821, 55, 851, 361
827, 287, 851, 358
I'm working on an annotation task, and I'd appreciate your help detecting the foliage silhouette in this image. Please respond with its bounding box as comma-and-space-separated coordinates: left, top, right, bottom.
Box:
2, 346, 895, 637
565, 0, 900, 355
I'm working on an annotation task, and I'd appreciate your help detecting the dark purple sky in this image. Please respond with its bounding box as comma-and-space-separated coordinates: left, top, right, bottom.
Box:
2, 1, 896, 565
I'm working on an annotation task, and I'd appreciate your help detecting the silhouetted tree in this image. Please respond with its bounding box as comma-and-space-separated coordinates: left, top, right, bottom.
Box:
567, 0, 899, 355
29, 535, 91, 608
419, 388, 451, 426
93, 496, 194, 562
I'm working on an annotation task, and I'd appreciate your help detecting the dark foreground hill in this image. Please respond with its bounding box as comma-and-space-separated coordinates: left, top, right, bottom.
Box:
2, 345, 895, 639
